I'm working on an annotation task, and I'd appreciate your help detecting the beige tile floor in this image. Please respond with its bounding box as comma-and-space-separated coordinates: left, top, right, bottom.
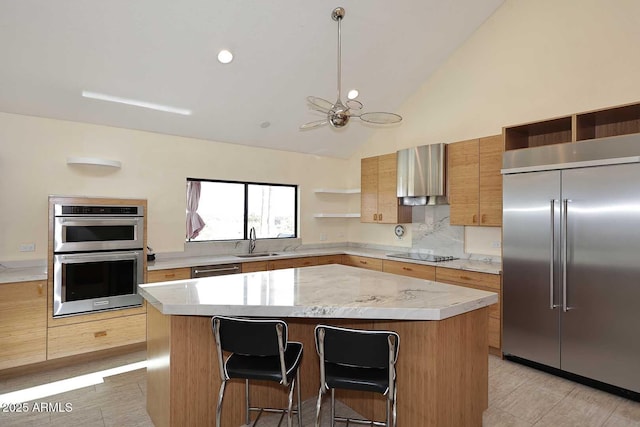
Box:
1, 350, 639, 426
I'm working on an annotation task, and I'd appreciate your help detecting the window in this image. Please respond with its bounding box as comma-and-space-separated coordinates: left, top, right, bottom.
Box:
186, 178, 297, 242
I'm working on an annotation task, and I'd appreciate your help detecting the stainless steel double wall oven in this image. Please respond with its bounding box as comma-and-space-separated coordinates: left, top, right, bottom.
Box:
52, 201, 145, 317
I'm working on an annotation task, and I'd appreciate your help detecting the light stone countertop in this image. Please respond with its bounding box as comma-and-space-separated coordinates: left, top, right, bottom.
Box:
0, 246, 501, 284
148, 246, 502, 275
138, 264, 498, 321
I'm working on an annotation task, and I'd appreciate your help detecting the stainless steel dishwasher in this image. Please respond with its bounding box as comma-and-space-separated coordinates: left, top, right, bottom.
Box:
191, 263, 241, 278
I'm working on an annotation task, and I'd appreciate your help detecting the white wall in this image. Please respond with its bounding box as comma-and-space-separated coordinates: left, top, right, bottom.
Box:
346, 0, 640, 255
0, 112, 352, 261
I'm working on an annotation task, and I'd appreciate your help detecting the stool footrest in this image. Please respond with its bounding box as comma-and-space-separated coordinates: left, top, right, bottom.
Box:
334, 416, 387, 426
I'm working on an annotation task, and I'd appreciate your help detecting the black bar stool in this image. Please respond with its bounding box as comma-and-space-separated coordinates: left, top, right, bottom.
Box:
314, 325, 400, 427
211, 316, 303, 427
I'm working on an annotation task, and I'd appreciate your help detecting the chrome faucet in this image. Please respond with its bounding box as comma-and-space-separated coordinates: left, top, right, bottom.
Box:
249, 227, 256, 254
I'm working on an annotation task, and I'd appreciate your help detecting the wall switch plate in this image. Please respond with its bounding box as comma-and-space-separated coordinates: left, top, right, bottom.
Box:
491, 241, 501, 249
19, 243, 35, 252
319, 233, 327, 241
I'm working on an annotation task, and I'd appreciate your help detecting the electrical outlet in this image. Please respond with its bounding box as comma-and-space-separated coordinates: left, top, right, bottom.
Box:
491, 241, 501, 249
19, 243, 35, 252
319, 233, 327, 241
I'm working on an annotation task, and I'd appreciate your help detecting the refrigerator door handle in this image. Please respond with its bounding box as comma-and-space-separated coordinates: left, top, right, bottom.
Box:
562, 198, 572, 312
550, 199, 559, 309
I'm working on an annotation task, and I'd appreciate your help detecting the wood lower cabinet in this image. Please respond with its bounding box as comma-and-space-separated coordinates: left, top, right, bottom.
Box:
316, 254, 343, 265
361, 153, 411, 224
448, 135, 503, 226
435, 267, 502, 351
242, 261, 268, 273
382, 260, 435, 280
147, 268, 191, 283
268, 257, 318, 270
341, 255, 383, 271
47, 314, 147, 360
0, 280, 47, 370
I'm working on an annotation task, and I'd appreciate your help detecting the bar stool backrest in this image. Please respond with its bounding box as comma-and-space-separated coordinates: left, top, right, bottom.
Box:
215, 316, 287, 357
315, 325, 399, 369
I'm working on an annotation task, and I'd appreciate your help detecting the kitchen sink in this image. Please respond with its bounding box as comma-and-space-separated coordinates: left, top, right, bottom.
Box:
235, 253, 280, 258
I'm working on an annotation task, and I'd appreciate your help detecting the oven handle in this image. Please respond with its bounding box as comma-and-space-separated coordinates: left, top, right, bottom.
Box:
55, 251, 142, 263
57, 217, 143, 224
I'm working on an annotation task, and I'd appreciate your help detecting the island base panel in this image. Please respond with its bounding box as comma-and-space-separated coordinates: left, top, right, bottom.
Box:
146, 306, 489, 426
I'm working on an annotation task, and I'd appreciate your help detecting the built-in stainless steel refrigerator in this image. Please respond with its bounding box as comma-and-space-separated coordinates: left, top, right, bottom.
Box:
502, 134, 640, 394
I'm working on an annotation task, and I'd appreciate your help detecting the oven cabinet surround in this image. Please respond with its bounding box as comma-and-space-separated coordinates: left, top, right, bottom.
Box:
45, 196, 148, 360
0, 280, 47, 370
140, 264, 497, 427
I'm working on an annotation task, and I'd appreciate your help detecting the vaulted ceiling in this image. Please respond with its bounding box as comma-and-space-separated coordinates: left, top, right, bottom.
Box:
0, 0, 504, 158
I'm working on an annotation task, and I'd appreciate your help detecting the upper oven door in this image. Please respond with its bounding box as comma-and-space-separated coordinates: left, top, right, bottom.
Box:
54, 217, 144, 252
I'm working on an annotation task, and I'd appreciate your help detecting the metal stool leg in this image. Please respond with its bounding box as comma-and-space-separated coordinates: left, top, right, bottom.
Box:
287, 377, 295, 427
315, 387, 324, 427
216, 380, 227, 427
296, 369, 302, 427
330, 388, 336, 427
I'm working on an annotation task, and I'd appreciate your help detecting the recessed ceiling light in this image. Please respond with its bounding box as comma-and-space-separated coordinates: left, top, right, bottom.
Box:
81, 91, 192, 115
347, 89, 359, 100
217, 50, 233, 64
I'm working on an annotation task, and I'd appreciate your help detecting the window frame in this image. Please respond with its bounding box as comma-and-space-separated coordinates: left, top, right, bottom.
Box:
186, 177, 298, 242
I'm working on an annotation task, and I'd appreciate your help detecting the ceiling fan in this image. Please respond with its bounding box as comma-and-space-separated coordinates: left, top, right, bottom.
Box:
300, 7, 402, 130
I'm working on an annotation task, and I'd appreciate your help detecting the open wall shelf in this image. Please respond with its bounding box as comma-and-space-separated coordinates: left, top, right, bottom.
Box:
504, 101, 640, 151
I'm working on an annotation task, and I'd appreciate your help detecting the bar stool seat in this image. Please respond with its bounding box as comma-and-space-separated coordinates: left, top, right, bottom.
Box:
212, 316, 303, 427
314, 324, 400, 427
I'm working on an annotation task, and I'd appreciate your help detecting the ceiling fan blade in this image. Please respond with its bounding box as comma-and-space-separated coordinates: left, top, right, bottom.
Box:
359, 112, 403, 124
300, 120, 328, 130
346, 99, 363, 110
307, 96, 334, 112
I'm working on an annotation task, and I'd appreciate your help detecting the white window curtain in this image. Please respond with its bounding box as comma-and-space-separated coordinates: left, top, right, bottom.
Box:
186, 181, 205, 239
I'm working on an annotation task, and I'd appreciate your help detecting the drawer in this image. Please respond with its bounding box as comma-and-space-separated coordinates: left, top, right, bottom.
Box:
341, 255, 383, 271
435, 267, 500, 291
47, 314, 146, 360
316, 255, 343, 265
147, 268, 191, 283
382, 260, 435, 280
242, 261, 268, 273
268, 257, 318, 270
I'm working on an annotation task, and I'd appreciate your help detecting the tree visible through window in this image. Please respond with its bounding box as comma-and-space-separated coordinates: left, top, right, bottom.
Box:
186, 179, 297, 241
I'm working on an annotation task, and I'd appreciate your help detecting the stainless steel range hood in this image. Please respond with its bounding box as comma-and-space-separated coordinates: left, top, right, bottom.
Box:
397, 143, 447, 205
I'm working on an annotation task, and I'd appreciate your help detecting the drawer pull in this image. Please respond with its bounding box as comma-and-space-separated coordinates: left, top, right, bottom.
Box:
460, 276, 471, 281
402, 267, 412, 271
359, 260, 368, 264
94, 331, 107, 338
165, 273, 176, 278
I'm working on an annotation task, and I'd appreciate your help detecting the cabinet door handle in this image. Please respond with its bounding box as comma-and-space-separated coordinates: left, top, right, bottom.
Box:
472, 214, 477, 224
94, 331, 107, 338
481, 214, 486, 223
379, 213, 383, 221
373, 213, 378, 221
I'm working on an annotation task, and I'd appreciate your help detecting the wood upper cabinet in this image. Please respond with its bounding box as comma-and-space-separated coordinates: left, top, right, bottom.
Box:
0, 280, 47, 370
361, 153, 411, 224
448, 134, 503, 226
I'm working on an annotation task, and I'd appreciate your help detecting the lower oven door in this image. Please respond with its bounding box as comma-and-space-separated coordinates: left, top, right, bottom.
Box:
53, 250, 144, 317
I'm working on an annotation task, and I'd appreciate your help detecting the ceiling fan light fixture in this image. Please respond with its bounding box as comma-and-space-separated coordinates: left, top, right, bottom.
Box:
217, 49, 233, 64
300, 7, 402, 131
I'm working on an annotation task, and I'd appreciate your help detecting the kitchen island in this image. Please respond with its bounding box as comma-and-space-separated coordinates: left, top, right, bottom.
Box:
139, 264, 498, 427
